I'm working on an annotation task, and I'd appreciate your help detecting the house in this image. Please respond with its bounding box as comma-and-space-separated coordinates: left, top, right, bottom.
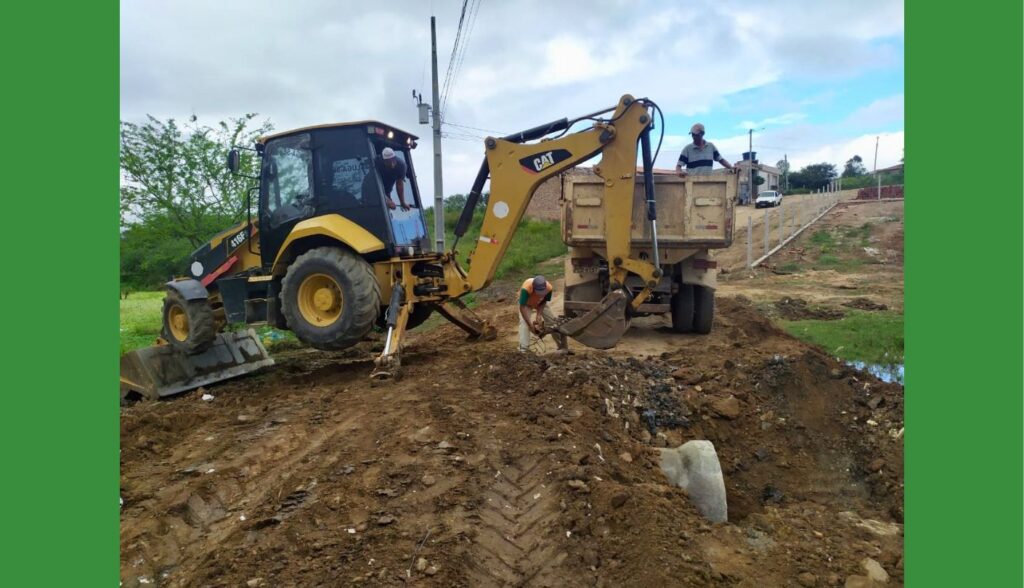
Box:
734, 152, 781, 203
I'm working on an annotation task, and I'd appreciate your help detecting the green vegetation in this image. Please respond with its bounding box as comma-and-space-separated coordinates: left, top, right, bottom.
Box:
423, 200, 565, 280
782, 310, 903, 365
119, 291, 165, 354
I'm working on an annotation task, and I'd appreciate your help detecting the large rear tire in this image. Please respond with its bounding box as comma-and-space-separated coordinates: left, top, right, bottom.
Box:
671, 283, 695, 333
693, 285, 715, 334
161, 289, 217, 353
281, 247, 381, 350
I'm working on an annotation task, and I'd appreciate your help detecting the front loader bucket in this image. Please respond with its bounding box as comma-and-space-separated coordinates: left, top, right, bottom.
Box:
120, 329, 274, 401
553, 289, 631, 349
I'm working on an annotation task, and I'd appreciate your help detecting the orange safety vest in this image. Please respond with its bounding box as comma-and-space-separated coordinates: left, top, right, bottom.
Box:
520, 278, 553, 309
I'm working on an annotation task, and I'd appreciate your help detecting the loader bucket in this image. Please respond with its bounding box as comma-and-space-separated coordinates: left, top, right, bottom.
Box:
120, 329, 274, 402
553, 289, 631, 350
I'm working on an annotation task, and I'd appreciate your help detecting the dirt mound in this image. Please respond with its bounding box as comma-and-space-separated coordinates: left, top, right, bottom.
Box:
843, 297, 890, 311
774, 297, 845, 321
121, 296, 904, 587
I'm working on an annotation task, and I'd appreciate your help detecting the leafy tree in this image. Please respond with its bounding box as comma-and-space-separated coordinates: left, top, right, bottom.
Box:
788, 162, 838, 191
842, 155, 867, 178
120, 114, 272, 288
120, 114, 272, 247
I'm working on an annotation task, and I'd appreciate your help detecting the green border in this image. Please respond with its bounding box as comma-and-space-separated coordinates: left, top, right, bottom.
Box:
2, 2, 119, 584
906, 1, 1022, 585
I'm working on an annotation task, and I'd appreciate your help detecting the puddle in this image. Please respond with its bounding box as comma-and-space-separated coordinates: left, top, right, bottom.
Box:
845, 360, 903, 385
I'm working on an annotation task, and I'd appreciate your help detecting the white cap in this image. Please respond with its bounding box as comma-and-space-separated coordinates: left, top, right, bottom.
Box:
381, 147, 396, 159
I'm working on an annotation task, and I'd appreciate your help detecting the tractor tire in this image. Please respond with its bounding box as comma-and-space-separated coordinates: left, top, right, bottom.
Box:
281, 247, 381, 350
671, 283, 695, 333
161, 288, 217, 353
693, 285, 715, 334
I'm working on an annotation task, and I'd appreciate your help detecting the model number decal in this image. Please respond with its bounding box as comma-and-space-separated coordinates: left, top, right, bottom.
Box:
229, 229, 247, 249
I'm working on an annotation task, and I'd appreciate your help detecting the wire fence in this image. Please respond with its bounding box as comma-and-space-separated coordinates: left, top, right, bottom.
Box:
746, 188, 844, 269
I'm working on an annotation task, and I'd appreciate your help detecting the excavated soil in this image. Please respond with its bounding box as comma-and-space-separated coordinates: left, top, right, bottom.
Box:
121, 294, 904, 587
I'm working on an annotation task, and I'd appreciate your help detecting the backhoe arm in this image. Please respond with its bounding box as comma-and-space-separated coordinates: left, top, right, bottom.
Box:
451, 94, 661, 294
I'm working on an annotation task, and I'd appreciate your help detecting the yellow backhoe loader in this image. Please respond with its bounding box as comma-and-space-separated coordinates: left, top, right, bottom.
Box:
120, 94, 683, 400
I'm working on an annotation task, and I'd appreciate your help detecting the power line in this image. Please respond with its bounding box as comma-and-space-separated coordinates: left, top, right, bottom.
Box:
438, 0, 481, 120
443, 120, 506, 136
439, 0, 470, 118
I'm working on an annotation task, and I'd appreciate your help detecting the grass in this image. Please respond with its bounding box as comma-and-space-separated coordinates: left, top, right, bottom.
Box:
781, 309, 904, 365
119, 291, 164, 354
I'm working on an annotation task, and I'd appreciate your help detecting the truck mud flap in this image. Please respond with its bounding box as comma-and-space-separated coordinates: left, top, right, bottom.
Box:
553, 289, 631, 350
120, 330, 274, 402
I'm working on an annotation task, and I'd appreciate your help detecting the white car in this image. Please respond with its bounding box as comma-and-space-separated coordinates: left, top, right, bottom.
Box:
755, 190, 782, 208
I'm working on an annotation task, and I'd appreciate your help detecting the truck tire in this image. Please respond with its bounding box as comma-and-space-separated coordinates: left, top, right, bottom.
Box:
281, 246, 381, 350
161, 288, 217, 353
671, 283, 695, 333
693, 285, 715, 334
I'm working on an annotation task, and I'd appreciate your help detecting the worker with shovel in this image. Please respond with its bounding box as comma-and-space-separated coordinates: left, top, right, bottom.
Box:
518, 275, 569, 354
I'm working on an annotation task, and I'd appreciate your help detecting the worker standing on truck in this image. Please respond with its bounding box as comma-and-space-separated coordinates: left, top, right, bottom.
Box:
518, 276, 569, 354
675, 123, 735, 176
375, 147, 411, 210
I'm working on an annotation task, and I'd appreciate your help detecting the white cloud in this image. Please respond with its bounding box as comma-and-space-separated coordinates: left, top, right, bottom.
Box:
737, 112, 806, 130
121, 0, 904, 202
844, 94, 904, 128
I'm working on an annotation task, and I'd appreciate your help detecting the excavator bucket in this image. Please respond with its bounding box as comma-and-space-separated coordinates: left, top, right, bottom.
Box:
552, 289, 631, 350
120, 329, 274, 402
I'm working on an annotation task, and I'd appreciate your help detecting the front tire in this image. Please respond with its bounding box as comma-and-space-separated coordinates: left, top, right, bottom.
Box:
161, 289, 217, 353
281, 247, 381, 350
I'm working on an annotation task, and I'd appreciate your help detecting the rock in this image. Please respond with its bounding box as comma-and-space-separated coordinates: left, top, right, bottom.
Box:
619, 452, 633, 463
655, 433, 669, 447
838, 512, 902, 537
425, 566, 438, 576
829, 368, 844, 379
861, 558, 889, 583
867, 395, 884, 409
670, 368, 687, 379
436, 440, 455, 451
237, 414, 254, 423
761, 485, 784, 504
412, 426, 434, 443
415, 557, 428, 572
723, 359, 736, 370
753, 448, 770, 462
657, 440, 727, 523
610, 492, 630, 508
377, 515, 396, 526
421, 474, 437, 486
797, 572, 817, 587
711, 395, 741, 419
867, 458, 885, 473
567, 479, 590, 493
640, 430, 652, 444
844, 576, 884, 588
246, 579, 264, 588
356, 522, 368, 532
826, 574, 841, 586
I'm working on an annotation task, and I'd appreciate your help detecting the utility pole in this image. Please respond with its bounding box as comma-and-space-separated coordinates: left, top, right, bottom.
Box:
429, 16, 445, 252
783, 153, 788, 192
748, 129, 754, 205
873, 135, 881, 201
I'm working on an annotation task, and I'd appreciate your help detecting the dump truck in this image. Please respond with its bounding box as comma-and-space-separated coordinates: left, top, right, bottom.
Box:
561, 171, 736, 334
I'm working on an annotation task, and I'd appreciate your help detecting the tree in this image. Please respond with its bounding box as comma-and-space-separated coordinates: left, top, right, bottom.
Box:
789, 162, 838, 191
120, 114, 273, 247
842, 155, 867, 178
776, 159, 790, 191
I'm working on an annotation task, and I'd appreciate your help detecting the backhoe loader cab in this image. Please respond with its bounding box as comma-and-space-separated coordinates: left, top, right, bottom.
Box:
254, 123, 429, 264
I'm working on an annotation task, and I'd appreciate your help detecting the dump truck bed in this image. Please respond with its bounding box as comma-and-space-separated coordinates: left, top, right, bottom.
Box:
561, 172, 735, 249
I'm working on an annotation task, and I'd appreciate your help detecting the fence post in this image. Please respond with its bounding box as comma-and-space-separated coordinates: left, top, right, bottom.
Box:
778, 204, 784, 248
763, 208, 770, 256
746, 215, 752, 268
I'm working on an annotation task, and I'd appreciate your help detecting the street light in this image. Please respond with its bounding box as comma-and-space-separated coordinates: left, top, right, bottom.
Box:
745, 127, 765, 205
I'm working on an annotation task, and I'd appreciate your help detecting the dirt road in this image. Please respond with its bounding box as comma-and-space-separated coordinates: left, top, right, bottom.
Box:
122, 289, 904, 586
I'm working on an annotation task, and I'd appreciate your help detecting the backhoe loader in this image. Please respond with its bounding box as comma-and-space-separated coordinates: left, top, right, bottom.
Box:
120, 94, 688, 400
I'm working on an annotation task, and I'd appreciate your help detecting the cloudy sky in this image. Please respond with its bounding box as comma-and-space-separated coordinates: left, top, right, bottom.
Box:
121, 0, 904, 200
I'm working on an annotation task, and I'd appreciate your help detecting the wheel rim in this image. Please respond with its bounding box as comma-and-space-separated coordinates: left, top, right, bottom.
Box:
297, 273, 344, 326
167, 304, 190, 341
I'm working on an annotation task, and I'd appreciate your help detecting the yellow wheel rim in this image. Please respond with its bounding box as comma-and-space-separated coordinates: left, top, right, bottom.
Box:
167, 304, 190, 341
297, 273, 344, 326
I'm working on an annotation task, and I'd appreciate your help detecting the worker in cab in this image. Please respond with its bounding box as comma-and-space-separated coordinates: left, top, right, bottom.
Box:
377, 147, 412, 210
518, 275, 569, 354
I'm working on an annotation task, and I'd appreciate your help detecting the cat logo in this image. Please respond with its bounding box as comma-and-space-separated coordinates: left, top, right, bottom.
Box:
519, 149, 572, 174
229, 229, 247, 249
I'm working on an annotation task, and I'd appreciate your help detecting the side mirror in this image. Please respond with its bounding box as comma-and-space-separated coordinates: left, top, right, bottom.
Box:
227, 149, 240, 174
